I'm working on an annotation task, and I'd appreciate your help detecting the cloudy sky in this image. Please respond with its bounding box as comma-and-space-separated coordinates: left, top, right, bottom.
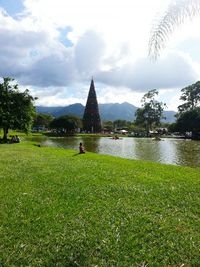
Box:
0, 0, 200, 110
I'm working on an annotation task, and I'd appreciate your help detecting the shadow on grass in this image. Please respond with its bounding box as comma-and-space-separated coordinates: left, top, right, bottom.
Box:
73, 152, 86, 156
33, 143, 41, 147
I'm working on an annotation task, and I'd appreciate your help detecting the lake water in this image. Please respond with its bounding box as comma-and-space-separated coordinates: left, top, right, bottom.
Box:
30, 136, 200, 168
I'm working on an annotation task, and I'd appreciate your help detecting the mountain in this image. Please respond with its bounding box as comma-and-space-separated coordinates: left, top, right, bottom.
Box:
163, 111, 177, 123
36, 106, 63, 115
36, 102, 176, 123
36, 104, 84, 117
99, 102, 137, 121
54, 103, 84, 117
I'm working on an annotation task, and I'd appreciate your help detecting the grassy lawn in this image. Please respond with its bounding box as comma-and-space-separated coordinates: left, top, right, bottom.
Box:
0, 141, 199, 266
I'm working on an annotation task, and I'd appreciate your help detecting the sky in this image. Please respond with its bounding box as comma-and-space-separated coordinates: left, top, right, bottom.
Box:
0, 0, 200, 111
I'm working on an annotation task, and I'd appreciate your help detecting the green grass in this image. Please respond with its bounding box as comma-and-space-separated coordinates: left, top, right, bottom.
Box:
0, 142, 199, 266
0, 130, 44, 140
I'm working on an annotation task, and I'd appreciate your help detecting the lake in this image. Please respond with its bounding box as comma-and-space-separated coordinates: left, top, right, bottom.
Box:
30, 136, 200, 168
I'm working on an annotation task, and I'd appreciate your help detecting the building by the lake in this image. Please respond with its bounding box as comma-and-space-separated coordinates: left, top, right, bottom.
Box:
82, 79, 102, 133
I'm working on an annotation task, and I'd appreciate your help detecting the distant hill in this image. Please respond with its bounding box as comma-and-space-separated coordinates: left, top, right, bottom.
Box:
36, 104, 84, 117
36, 106, 63, 115
162, 110, 177, 123
54, 103, 84, 117
99, 102, 137, 121
36, 102, 176, 123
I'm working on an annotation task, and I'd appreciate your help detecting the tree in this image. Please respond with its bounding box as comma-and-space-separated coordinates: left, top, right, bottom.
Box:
0, 77, 36, 142
113, 120, 131, 130
170, 81, 200, 139
135, 89, 166, 134
149, 0, 200, 60
128, 122, 146, 136
33, 113, 53, 130
178, 81, 200, 113
49, 115, 81, 134
175, 108, 200, 139
102, 121, 114, 132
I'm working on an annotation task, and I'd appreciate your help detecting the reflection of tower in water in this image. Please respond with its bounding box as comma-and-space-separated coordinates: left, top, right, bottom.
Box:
83, 79, 102, 133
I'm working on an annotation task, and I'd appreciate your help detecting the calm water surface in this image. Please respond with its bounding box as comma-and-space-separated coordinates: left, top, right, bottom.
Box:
30, 136, 200, 168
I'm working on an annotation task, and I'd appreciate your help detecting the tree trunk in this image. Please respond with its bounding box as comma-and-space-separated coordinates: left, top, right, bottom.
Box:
3, 127, 8, 143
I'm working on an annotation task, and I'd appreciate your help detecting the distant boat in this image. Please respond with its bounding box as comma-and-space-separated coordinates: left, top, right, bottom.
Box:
111, 136, 122, 140
152, 136, 162, 141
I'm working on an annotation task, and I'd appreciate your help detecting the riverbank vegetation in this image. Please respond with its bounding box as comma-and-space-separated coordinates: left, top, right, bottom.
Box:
0, 142, 199, 266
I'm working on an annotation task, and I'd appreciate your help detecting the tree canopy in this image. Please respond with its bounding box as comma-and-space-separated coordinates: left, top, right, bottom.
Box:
113, 119, 131, 130
0, 77, 36, 142
178, 81, 200, 113
33, 113, 53, 129
102, 121, 114, 132
135, 89, 166, 134
49, 115, 81, 134
172, 81, 200, 139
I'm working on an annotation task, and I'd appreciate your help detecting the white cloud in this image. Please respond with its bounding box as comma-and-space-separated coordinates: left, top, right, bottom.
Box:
97, 86, 143, 106
36, 95, 84, 107
0, 0, 200, 111
75, 31, 105, 76
96, 51, 198, 91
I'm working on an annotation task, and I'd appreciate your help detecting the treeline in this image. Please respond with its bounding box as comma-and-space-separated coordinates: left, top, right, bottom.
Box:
134, 83, 200, 140
33, 114, 82, 135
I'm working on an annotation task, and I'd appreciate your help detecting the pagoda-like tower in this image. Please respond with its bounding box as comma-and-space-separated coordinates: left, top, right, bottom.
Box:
83, 79, 102, 133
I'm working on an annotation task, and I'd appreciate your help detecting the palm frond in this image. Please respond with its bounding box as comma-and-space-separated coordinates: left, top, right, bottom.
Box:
149, 0, 200, 60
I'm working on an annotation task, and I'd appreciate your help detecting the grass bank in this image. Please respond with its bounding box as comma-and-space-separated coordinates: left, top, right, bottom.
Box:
0, 142, 199, 266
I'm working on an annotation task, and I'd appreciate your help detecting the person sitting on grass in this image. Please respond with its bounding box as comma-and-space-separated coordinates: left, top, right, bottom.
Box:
79, 142, 85, 154
10, 135, 20, 143
15, 135, 20, 143
11, 135, 16, 143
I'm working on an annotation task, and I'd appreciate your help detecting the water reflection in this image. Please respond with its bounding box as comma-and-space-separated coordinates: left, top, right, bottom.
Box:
173, 139, 200, 167
134, 138, 161, 162
42, 136, 101, 153
133, 138, 178, 165
28, 136, 200, 168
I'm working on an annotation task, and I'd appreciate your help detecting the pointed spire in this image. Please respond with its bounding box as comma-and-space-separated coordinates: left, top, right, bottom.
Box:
82, 79, 102, 133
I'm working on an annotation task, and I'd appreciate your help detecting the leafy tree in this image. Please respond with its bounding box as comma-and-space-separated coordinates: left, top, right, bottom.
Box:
178, 81, 200, 113
128, 123, 146, 135
170, 81, 200, 139
102, 121, 114, 132
168, 122, 178, 133
135, 89, 166, 134
49, 115, 81, 134
113, 120, 131, 129
149, 0, 200, 60
0, 77, 36, 142
33, 113, 53, 129
176, 108, 200, 139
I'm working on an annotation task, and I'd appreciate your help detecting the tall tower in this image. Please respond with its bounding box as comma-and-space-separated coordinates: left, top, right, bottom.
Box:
83, 79, 102, 133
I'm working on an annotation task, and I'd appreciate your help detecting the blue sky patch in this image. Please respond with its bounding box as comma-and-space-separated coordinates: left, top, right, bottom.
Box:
175, 37, 200, 62
59, 27, 73, 47
0, 0, 24, 17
